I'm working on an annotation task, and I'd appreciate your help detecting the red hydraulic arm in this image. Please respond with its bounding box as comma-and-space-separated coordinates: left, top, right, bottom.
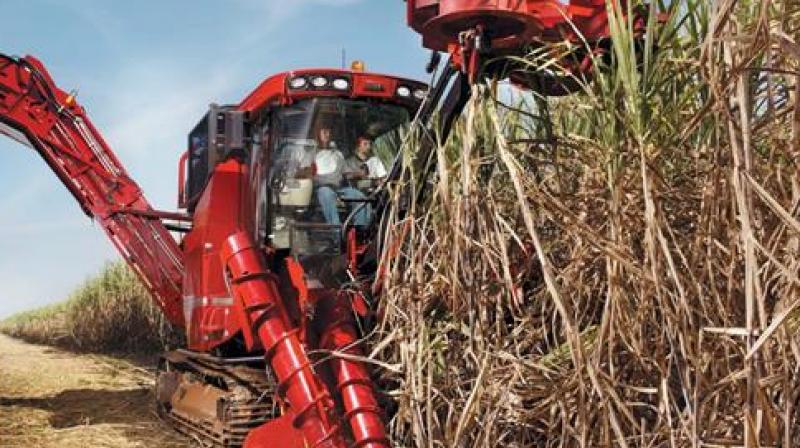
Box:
317, 293, 389, 448
0, 54, 185, 326
221, 232, 344, 448
221, 232, 390, 448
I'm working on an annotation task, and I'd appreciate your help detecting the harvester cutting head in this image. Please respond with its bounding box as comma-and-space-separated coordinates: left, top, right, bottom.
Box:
408, 0, 544, 52
406, 0, 648, 89
408, 0, 631, 49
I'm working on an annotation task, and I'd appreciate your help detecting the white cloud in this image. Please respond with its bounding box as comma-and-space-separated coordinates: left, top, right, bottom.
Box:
0, 168, 48, 217
237, 0, 364, 12
229, 0, 367, 45
233, 0, 365, 26
0, 219, 92, 238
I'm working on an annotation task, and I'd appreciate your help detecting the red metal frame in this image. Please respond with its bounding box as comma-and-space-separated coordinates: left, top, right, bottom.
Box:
0, 54, 185, 325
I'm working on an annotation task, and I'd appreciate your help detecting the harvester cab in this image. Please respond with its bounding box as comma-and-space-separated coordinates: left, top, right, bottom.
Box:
180, 70, 425, 262
258, 95, 410, 254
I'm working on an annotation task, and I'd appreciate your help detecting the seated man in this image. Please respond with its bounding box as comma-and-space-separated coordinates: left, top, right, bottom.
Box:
344, 136, 387, 190
313, 127, 370, 227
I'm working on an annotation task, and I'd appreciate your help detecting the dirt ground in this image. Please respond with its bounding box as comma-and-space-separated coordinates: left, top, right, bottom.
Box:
0, 333, 190, 447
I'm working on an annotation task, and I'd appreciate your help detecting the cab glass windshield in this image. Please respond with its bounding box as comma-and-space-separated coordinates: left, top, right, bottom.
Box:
273, 98, 408, 169
266, 98, 409, 254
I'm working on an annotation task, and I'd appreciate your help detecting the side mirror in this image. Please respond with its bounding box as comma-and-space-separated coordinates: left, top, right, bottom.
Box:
209, 104, 248, 164
183, 104, 250, 212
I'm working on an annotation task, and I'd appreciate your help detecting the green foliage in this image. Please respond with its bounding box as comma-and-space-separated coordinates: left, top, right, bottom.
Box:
1, 262, 182, 354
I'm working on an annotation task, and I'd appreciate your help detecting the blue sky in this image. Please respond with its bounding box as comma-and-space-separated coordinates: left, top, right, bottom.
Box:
0, 0, 430, 318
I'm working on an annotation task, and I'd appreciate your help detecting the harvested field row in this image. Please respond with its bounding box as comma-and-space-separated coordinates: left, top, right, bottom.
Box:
0, 333, 188, 447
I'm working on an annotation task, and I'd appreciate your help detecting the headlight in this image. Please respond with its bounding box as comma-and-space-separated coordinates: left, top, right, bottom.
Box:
332, 78, 350, 90
413, 88, 428, 100
396, 86, 411, 97
311, 76, 329, 88
289, 76, 308, 89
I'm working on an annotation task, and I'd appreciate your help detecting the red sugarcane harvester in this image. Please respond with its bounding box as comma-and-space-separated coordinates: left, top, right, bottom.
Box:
0, 1, 647, 446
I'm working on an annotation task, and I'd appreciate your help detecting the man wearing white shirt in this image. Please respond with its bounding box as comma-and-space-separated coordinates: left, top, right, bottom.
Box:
312, 127, 369, 227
